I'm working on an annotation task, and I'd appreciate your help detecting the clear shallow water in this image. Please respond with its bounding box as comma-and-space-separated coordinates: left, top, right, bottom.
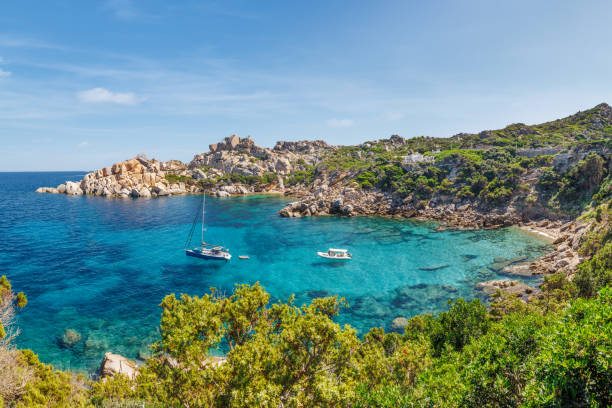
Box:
0, 172, 550, 373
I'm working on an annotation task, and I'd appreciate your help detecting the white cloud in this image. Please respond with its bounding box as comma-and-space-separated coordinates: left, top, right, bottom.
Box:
0, 68, 11, 77
325, 118, 354, 128
77, 87, 143, 105
78, 141, 89, 148
383, 112, 405, 121
105, 0, 141, 20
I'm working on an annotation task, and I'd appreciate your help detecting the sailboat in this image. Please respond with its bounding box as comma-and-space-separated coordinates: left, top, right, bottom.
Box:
185, 193, 231, 261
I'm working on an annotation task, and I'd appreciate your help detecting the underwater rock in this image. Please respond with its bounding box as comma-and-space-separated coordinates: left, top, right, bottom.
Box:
391, 317, 410, 332
419, 264, 450, 271
84, 333, 109, 353
462, 254, 478, 261
100, 352, 138, 380
58, 329, 82, 349
392, 286, 416, 307
306, 289, 333, 298
351, 295, 391, 318
500, 262, 533, 277
488, 256, 529, 272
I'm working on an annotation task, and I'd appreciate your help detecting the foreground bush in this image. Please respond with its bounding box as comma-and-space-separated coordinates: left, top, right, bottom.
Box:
1, 276, 611, 407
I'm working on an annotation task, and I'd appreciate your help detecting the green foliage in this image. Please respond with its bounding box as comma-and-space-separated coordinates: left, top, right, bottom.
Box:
219, 172, 279, 186
356, 171, 376, 189
435, 149, 484, 164
16, 350, 89, 408
16, 292, 27, 308
0, 275, 11, 292
353, 384, 413, 408
2, 274, 611, 408
284, 166, 315, 186
574, 241, 612, 297
534, 273, 577, 313
523, 287, 612, 407
134, 283, 361, 408
457, 312, 549, 407
164, 173, 192, 184
557, 153, 606, 206
429, 298, 490, 356
90, 374, 142, 407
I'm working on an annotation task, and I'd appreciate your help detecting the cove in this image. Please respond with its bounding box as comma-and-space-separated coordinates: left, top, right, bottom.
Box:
0, 172, 550, 373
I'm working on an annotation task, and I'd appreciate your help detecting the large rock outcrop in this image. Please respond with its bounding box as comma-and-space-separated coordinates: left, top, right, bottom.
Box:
189, 135, 330, 177
100, 352, 138, 380
36, 135, 332, 198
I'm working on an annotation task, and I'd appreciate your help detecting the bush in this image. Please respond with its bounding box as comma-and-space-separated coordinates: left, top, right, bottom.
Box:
429, 298, 490, 356
523, 288, 612, 407
574, 241, 612, 297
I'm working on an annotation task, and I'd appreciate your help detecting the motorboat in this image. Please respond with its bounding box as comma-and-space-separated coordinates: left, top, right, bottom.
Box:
317, 248, 352, 260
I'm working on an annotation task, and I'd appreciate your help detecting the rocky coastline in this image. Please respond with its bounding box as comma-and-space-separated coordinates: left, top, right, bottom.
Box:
35, 103, 611, 308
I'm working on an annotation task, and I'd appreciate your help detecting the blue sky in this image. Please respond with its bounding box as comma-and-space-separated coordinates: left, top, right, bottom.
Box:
1, 0, 611, 171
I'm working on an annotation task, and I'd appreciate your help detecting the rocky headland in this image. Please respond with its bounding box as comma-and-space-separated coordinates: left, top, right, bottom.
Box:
36, 134, 331, 199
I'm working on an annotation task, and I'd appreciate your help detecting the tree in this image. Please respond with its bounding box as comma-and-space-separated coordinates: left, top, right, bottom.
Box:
429, 298, 490, 356
136, 283, 361, 408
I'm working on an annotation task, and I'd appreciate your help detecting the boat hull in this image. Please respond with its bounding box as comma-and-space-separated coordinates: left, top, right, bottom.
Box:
317, 252, 351, 260
185, 249, 231, 261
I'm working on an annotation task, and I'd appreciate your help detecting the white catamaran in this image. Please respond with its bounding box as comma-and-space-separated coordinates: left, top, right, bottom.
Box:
185, 193, 231, 261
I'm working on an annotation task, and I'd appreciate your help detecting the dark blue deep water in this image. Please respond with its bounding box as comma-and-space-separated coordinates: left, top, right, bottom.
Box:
0, 172, 550, 373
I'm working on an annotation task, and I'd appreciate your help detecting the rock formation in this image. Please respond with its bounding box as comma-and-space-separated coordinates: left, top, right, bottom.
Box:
36, 135, 331, 198
100, 352, 138, 380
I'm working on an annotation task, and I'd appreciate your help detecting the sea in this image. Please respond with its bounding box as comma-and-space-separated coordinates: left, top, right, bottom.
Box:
0, 172, 550, 373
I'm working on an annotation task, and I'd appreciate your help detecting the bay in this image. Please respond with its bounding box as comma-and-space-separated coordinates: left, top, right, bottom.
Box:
0, 172, 550, 372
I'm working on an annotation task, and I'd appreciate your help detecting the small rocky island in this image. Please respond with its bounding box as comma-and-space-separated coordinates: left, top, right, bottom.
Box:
37, 103, 612, 299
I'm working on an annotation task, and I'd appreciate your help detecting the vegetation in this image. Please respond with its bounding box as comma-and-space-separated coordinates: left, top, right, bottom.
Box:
284, 166, 315, 186
216, 172, 278, 186
164, 173, 193, 184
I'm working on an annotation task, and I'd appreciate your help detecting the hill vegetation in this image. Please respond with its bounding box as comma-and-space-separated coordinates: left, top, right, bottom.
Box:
308, 103, 612, 217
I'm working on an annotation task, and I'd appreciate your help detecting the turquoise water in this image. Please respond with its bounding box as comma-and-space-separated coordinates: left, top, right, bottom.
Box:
0, 172, 550, 373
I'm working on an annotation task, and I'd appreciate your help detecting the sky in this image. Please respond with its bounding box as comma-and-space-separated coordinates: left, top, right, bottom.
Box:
1, 0, 611, 171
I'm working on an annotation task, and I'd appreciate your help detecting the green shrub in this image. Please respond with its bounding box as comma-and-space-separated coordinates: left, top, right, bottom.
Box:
574, 241, 612, 297
429, 298, 490, 356
523, 288, 612, 407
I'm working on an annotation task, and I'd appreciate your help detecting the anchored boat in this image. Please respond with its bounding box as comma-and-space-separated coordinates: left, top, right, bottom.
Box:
185, 193, 231, 261
317, 248, 352, 260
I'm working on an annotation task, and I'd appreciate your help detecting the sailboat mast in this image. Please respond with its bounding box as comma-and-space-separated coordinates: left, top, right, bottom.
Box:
201, 193, 205, 245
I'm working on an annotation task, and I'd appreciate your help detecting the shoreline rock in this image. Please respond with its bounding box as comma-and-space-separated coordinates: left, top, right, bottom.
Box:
100, 352, 138, 380
475, 279, 534, 300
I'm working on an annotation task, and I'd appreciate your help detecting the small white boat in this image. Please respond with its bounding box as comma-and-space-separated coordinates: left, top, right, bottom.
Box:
317, 248, 352, 260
